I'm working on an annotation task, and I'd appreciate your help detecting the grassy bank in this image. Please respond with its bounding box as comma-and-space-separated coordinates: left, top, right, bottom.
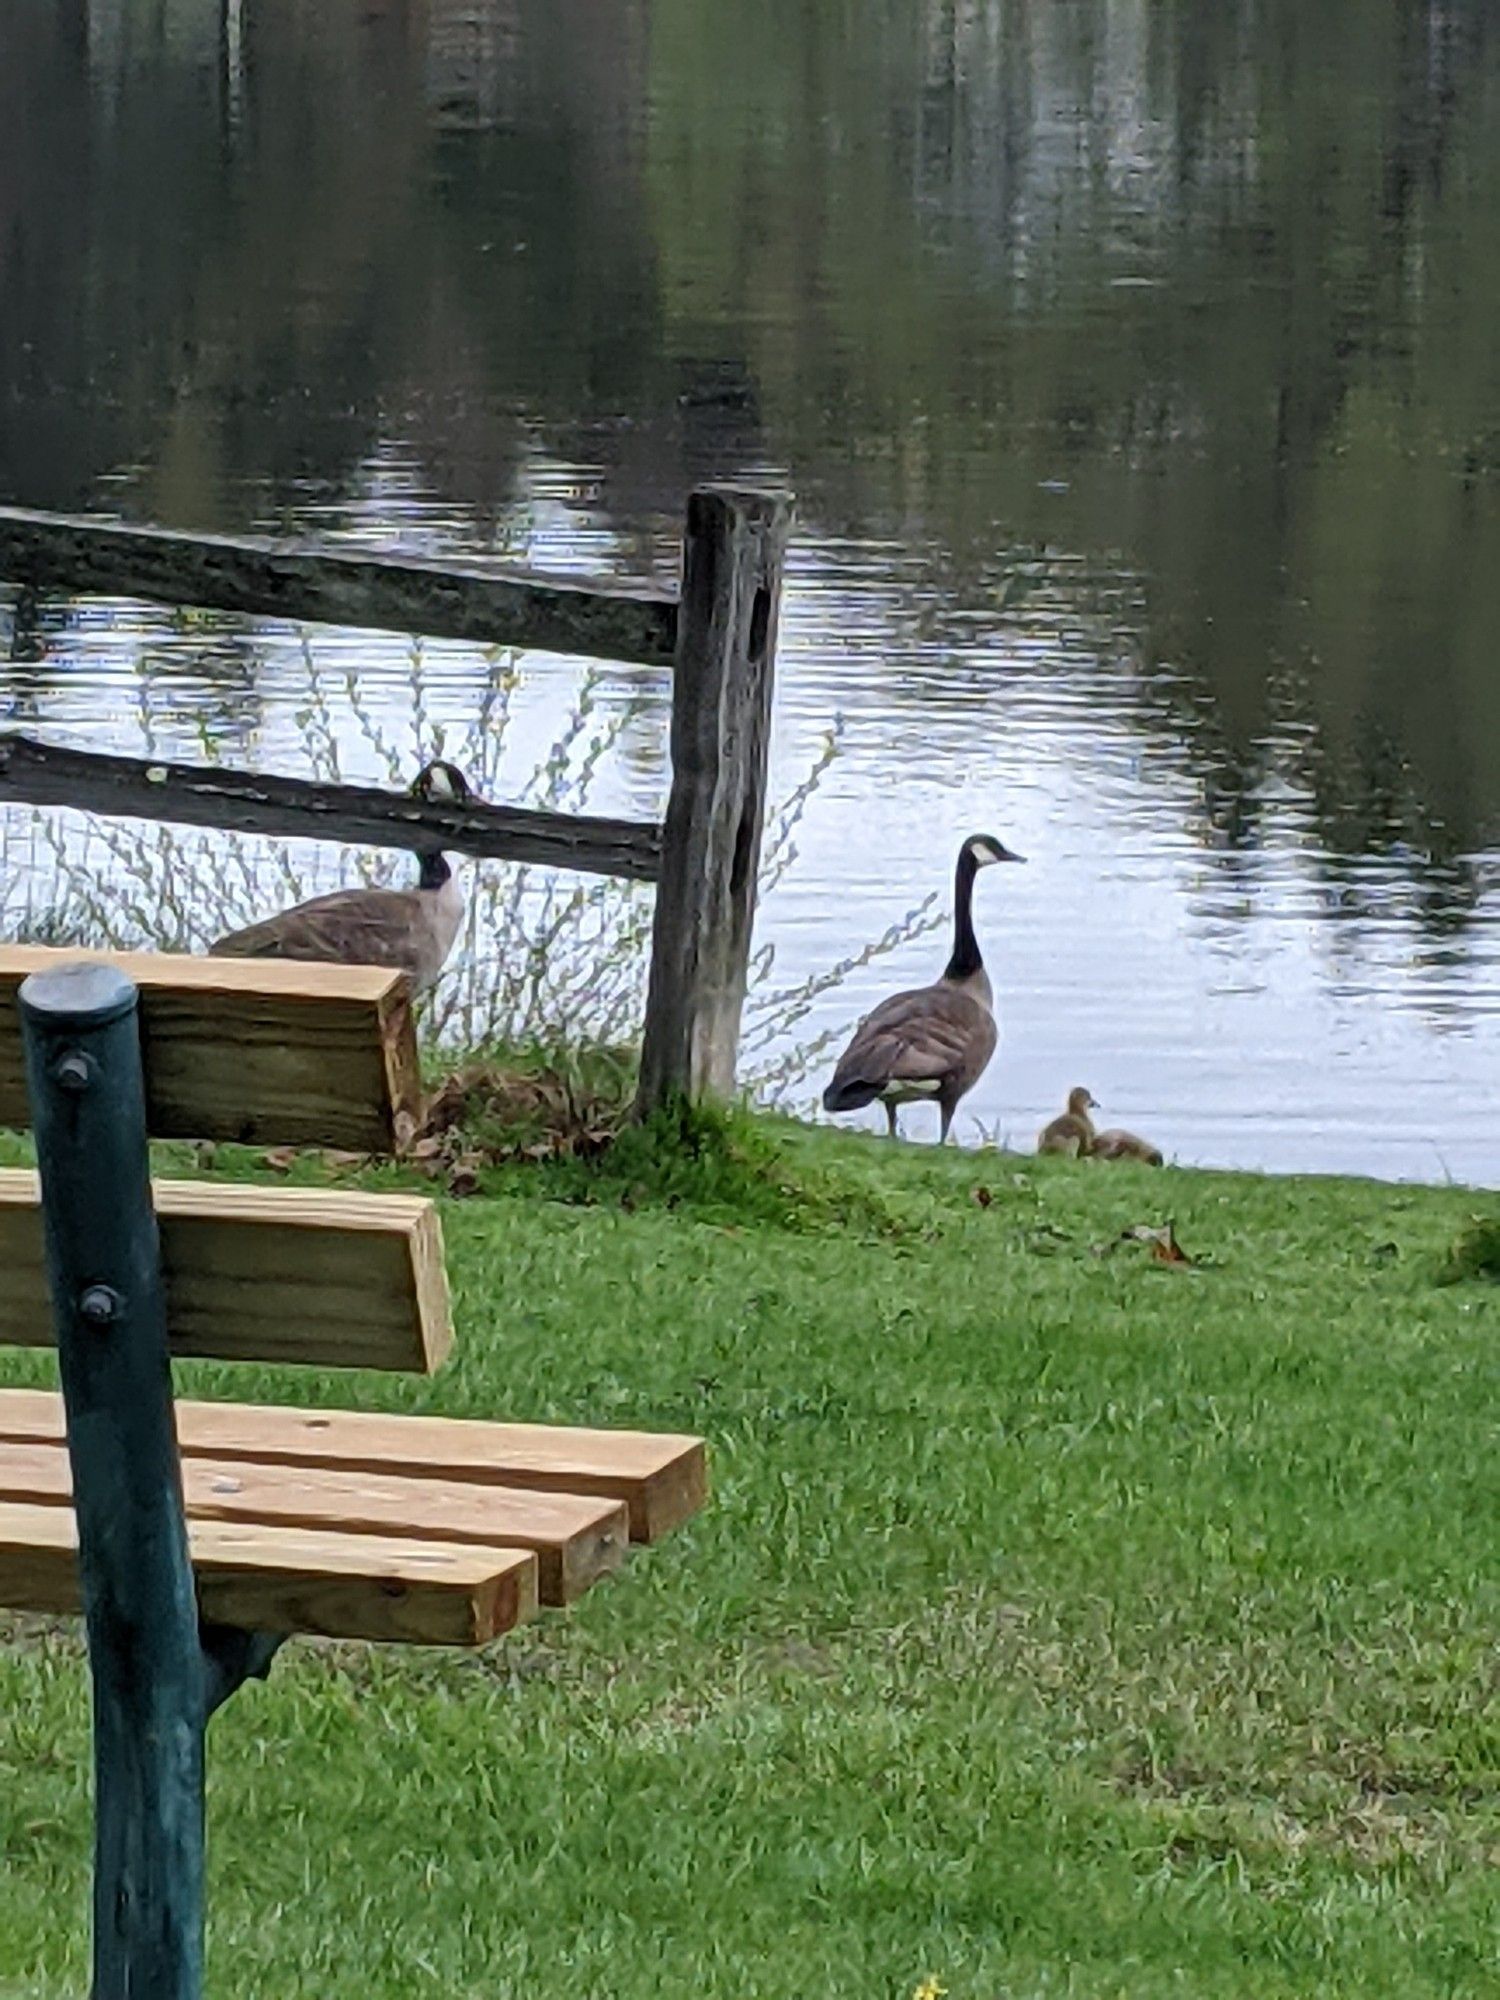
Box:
0, 1113, 1495, 1998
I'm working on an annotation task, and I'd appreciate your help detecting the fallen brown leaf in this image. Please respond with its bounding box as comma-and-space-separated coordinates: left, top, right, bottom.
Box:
1120, 1220, 1193, 1265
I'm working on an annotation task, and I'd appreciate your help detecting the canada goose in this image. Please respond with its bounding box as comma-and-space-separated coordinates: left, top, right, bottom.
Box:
1038, 1086, 1097, 1157
210, 760, 471, 995
1091, 1127, 1164, 1166
822, 832, 1025, 1141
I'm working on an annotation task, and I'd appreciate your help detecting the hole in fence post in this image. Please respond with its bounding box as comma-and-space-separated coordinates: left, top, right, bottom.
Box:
730, 787, 760, 904
748, 586, 771, 664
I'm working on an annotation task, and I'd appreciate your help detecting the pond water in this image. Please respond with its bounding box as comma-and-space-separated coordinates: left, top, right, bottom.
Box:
2, 0, 1498, 1183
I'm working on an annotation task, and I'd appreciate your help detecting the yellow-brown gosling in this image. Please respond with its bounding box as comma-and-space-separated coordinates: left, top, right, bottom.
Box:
1090, 1127, 1164, 1166
822, 832, 1025, 1141
1037, 1085, 1097, 1157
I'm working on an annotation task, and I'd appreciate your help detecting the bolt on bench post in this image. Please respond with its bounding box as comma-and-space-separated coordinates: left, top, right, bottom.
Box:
20, 962, 206, 2000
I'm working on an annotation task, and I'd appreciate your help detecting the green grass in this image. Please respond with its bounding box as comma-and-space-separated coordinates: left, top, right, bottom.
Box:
0, 1116, 1495, 1999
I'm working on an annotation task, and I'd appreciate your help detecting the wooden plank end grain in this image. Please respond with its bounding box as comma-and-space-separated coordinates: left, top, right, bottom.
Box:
0, 1440, 627, 1607
0, 1390, 707, 1543
168, 1399, 710, 1543
0, 1501, 538, 1645
0, 945, 422, 1151
0, 1171, 453, 1373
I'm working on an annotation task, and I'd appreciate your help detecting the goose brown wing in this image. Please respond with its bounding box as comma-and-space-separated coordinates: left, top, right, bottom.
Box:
824, 983, 996, 1107
212, 887, 430, 978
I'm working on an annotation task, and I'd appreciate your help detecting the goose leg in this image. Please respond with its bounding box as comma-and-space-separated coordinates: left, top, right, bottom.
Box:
884, 1100, 900, 1139
938, 1099, 955, 1145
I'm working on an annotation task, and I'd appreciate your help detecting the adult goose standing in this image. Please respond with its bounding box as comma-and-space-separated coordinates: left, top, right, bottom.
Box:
822, 832, 1025, 1141
209, 759, 472, 996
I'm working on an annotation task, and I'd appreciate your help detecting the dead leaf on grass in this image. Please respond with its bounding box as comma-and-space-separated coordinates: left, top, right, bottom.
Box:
1126, 1220, 1193, 1265
1094, 1220, 1195, 1265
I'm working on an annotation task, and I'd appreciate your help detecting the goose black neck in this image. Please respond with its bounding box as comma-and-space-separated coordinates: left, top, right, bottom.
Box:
418, 849, 451, 891
943, 845, 984, 981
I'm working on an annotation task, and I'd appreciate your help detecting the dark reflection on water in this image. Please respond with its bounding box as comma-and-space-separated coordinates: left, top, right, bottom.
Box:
1, 0, 1497, 1181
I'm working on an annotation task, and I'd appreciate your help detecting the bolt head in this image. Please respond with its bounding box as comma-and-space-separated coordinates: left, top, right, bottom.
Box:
52, 1050, 95, 1093
78, 1285, 121, 1328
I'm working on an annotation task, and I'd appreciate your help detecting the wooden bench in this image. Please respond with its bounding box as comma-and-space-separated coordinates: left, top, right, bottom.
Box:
0, 944, 705, 1996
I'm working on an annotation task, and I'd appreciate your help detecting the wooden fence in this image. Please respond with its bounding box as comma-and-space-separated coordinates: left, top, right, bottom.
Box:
0, 485, 792, 1113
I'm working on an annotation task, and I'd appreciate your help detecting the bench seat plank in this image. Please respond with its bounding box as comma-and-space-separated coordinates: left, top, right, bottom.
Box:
0, 1389, 706, 1543
0, 1500, 537, 1645
0, 1439, 626, 1606
0, 945, 420, 1152
0, 1170, 452, 1373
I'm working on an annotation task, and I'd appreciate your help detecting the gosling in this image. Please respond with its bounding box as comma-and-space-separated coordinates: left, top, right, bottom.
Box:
1037, 1086, 1097, 1157
1091, 1128, 1164, 1167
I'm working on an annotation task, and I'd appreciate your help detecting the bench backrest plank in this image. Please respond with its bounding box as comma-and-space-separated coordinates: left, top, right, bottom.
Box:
0, 1499, 537, 1645
0, 1388, 706, 1543
0, 1438, 625, 1607
0, 946, 421, 1151
0, 1171, 452, 1372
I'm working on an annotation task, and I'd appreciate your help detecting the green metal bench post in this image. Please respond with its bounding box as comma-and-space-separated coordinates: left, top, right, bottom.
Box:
18, 961, 278, 1999
6, 951, 703, 1991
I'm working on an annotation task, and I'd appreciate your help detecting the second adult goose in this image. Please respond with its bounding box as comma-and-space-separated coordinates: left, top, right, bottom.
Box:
822, 832, 1024, 1141
210, 759, 471, 995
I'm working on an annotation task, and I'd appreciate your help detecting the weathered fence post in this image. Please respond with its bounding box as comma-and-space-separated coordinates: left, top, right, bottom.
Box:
636, 485, 791, 1113
19, 962, 206, 2000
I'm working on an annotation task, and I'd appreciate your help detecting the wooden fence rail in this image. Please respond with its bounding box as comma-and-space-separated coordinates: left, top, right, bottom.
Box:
0, 736, 663, 882
0, 506, 678, 667
0, 485, 791, 1113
